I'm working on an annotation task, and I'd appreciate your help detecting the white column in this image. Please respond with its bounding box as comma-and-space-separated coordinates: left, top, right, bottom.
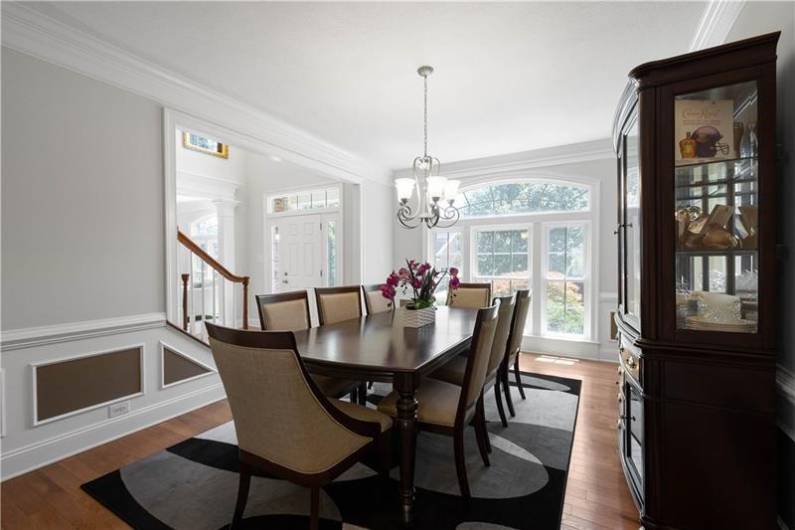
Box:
213, 199, 239, 326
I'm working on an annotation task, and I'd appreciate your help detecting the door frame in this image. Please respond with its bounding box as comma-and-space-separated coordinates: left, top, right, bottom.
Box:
263, 183, 344, 294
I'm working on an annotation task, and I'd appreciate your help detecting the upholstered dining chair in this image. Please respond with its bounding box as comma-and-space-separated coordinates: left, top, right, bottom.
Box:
362, 284, 393, 315
205, 323, 392, 530
256, 291, 359, 401
501, 289, 531, 417
315, 285, 363, 325
447, 282, 492, 309
313, 286, 368, 402
431, 294, 516, 427
378, 303, 500, 500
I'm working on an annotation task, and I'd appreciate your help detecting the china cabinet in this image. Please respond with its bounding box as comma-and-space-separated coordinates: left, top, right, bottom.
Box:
613, 33, 779, 530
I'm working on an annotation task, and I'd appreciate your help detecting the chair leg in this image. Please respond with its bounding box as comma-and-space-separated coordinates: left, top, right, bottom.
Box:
377, 432, 392, 480
350, 387, 357, 403
310, 486, 320, 530
454, 426, 471, 501
358, 382, 368, 405
231, 463, 251, 529
493, 377, 508, 428
502, 366, 516, 417
474, 397, 491, 465
514, 357, 526, 400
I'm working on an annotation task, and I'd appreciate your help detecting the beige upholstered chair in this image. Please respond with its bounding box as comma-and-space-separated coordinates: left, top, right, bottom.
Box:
447, 282, 492, 309
315, 286, 363, 325
256, 291, 358, 400
501, 289, 531, 416
378, 303, 500, 500
205, 323, 391, 530
362, 284, 394, 315
431, 294, 516, 427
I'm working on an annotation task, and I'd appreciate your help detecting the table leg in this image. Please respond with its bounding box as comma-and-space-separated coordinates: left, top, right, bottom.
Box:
394, 373, 418, 525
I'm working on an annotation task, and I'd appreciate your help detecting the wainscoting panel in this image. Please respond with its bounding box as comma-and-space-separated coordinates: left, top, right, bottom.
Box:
161, 342, 215, 388
33, 346, 144, 424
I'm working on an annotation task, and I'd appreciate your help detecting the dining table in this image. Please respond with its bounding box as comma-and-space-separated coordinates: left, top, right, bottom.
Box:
292, 305, 479, 525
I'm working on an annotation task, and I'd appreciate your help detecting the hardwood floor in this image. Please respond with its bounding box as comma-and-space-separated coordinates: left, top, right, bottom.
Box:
0, 353, 639, 530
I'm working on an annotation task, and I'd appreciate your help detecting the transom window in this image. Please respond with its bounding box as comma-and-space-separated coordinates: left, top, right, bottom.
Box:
455, 181, 589, 218
269, 187, 340, 213
430, 178, 595, 342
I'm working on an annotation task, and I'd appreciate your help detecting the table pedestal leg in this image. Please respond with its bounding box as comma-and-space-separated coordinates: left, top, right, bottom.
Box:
395, 373, 418, 525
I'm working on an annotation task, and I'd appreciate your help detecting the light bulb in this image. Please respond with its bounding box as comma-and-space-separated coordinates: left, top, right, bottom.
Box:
426, 176, 447, 201
395, 178, 415, 202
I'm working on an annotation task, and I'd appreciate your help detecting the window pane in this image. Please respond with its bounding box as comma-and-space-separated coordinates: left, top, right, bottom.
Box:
327, 221, 337, 287
545, 280, 585, 335
326, 188, 340, 208
478, 254, 494, 276
311, 190, 326, 209
457, 182, 589, 218
297, 194, 311, 210
566, 226, 586, 278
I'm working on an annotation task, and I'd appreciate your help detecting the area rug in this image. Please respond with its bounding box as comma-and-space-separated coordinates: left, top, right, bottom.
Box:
82, 371, 580, 530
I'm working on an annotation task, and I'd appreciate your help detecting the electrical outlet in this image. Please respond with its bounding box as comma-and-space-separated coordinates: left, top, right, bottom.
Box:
108, 400, 131, 418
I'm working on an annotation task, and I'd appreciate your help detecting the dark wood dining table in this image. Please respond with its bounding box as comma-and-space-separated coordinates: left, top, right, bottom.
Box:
292, 306, 479, 524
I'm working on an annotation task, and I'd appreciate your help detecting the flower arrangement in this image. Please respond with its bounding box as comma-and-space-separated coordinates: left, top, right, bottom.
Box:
381, 259, 460, 310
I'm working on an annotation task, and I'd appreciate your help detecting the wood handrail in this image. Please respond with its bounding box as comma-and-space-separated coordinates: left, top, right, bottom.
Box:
178, 229, 250, 330
178, 229, 248, 284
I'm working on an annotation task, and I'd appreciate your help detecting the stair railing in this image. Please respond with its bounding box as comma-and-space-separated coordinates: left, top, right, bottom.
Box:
177, 229, 249, 333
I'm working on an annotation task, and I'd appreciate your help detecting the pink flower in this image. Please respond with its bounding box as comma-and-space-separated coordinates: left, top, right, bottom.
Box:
449, 267, 459, 277
398, 267, 410, 280
380, 284, 396, 300
386, 272, 399, 287
449, 276, 461, 289
412, 277, 422, 289
417, 262, 431, 274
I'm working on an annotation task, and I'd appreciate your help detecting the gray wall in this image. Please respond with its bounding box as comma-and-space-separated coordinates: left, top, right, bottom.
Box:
1, 47, 165, 329
726, 4, 795, 528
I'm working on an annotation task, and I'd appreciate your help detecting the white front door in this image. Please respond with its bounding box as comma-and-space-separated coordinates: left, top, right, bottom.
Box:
273, 214, 323, 292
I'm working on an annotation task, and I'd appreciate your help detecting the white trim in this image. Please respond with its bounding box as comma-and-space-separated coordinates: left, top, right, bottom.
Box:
0, 313, 166, 352
0, 370, 6, 438
176, 170, 239, 202
600, 292, 619, 302
689, 0, 747, 52
393, 139, 614, 181
159, 341, 217, 390
31, 344, 146, 427
0, 382, 225, 481
1, 3, 388, 184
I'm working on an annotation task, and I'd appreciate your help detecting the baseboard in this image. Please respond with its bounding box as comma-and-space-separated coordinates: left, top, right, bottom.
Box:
0, 382, 224, 480
1, 313, 166, 351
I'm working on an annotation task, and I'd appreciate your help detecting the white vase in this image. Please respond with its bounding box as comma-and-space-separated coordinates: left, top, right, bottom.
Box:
399, 306, 436, 328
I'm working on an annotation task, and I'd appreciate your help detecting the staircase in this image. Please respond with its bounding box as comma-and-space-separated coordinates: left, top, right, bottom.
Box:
177, 229, 249, 341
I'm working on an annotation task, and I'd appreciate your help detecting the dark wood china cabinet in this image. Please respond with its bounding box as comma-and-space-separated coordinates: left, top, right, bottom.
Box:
612, 33, 780, 530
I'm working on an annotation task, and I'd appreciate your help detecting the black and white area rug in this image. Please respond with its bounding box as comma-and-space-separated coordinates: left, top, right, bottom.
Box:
82, 371, 581, 530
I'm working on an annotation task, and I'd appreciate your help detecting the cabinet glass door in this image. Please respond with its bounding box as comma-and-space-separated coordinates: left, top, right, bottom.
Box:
673, 81, 758, 333
623, 117, 642, 330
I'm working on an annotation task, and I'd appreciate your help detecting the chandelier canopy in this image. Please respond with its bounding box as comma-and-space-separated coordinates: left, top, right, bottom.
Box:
395, 65, 460, 230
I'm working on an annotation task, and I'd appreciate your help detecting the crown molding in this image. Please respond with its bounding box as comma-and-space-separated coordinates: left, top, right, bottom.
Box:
0, 313, 166, 352
689, 0, 746, 51
1, 2, 389, 184
393, 139, 614, 181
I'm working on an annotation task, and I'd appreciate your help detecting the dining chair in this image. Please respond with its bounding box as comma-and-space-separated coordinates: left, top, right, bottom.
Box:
501, 289, 531, 417
315, 285, 363, 325
447, 282, 492, 309
256, 291, 359, 401
313, 286, 368, 403
431, 294, 516, 427
362, 284, 394, 315
205, 323, 392, 530
377, 303, 500, 500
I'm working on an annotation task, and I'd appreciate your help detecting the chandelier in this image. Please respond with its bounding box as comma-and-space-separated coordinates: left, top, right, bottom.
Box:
395, 65, 460, 229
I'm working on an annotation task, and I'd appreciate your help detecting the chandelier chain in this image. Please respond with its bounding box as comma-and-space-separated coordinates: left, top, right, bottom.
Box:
423, 74, 428, 158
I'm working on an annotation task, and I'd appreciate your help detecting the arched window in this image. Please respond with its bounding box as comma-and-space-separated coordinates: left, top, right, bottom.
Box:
431, 178, 596, 341
456, 181, 589, 218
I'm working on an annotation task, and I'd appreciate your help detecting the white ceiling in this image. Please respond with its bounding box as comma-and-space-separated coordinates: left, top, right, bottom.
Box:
29, 2, 704, 170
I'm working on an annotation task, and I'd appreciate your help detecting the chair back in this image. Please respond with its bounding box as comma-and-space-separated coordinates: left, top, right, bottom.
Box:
457, 303, 500, 423
256, 291, 311, 331
506, 290, 531, 361
486, 295, 516, 378
315, 286, 363, 325
205, 323, 370, 475
448, 282, 492, 309
362, 284, 394, 314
